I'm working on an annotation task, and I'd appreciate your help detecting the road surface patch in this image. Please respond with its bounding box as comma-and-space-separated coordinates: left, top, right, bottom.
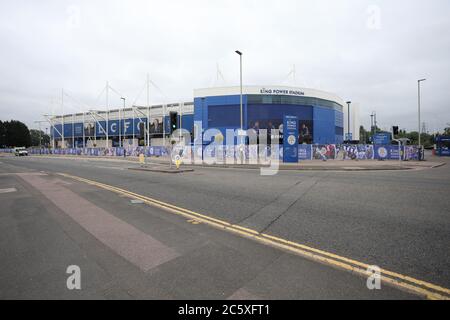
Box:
17, 173, 179, 272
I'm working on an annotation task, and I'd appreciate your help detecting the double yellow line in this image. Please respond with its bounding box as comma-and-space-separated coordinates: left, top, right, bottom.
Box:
57, 172, 450, 300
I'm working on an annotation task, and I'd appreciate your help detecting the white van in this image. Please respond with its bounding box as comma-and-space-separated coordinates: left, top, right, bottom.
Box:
14, 147, 28, 156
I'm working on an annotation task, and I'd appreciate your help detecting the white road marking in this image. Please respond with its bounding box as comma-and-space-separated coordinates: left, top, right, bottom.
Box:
0, 188, 17, 194
94, 166, 124, 170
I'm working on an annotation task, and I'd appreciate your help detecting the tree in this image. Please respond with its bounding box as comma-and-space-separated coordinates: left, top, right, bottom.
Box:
444, 125, 450, 136
359, 125, 370, 143
395, 130, 434, 146
1, 120, 31, 147
0, 121, 6, 147
30, 129, 50, 147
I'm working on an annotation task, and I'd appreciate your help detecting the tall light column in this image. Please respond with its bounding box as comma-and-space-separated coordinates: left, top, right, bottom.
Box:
373, 111, 377, 134
418, 78, 426, 157
235, 50, 243, 131
147, 74, 150, 147
346, 101, 351, 141
120, 97, 126, 148
72, 114, 75, 148
61, 89, 65, 149
370, 113, 374, 137
106, 82, 109, 148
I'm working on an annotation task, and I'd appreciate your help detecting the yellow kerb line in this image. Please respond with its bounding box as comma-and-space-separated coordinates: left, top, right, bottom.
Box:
56, 172, 450, 300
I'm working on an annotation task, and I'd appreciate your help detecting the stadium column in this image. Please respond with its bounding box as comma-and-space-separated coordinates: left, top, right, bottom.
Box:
180, 102, 183, 140
147, 106, 150, 147
94, 112, 97, 147
72, 114, 75, 148
132, 107, 136, 148
61, 89, 65, 148
51, 117, 55, 149
163, 104, 166, 146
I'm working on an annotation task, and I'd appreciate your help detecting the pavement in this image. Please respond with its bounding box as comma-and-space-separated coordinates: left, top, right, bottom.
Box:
0, 153, 449, 299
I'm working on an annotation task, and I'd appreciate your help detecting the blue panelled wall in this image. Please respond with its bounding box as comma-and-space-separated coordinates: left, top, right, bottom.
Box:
194, 94, 344, 144
52, 115, 194, 138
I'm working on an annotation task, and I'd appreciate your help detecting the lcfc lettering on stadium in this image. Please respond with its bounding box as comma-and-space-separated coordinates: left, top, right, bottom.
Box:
260, 88, 305, 96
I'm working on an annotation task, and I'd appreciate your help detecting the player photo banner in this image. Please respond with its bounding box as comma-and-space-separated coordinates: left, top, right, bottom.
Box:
313, 144, 336, 160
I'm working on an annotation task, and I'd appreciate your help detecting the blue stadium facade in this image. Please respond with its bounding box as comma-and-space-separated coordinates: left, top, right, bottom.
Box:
194, 86, 344, 145
50, 85, 345, 147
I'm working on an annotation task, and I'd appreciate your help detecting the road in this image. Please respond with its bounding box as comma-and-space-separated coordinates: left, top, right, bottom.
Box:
0, 154, 449, 299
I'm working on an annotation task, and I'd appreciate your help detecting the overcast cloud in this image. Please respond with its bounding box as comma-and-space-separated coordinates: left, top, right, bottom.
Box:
0, 0, 449, 132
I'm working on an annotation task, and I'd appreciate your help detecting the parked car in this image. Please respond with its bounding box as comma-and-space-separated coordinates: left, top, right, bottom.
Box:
14, 147, 28, 156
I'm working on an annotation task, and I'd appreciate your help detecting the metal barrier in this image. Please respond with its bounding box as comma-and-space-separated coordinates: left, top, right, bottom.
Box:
20, 144, 421, 162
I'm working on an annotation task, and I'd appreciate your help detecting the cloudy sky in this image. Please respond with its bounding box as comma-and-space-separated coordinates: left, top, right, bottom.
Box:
1, 0, 449, 133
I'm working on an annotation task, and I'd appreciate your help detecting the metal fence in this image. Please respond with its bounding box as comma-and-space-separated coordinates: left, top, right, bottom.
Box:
13, 144, 421, 161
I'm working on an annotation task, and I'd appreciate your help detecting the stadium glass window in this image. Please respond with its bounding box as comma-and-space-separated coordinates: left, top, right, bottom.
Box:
246, 95, 342, 112
208, 105, 240, 127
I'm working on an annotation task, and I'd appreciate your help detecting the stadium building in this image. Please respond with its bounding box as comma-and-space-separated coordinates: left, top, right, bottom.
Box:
48, 85, 357, 148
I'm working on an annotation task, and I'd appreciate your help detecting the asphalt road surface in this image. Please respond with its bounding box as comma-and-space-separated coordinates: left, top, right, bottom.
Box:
1, 154, 449, 299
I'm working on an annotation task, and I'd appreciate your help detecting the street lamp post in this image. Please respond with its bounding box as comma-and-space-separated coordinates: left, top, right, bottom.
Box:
371, 111, 377, 136
418, 79, 426, 160
346, 101, 351, 141
235, 50, 243, 131
38, 122, 42, 147
370, 113, 374, 140
120, 97, 126, 148
106, 82, 109, 148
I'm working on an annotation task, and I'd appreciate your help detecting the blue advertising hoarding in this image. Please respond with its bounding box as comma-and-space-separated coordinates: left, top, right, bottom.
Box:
29, 143, 422, 161
375, 145, 400, 160
373, 132, 391, 145
298, 144, 312, 160
437, 136, 450, 156
283, 115, 299, 163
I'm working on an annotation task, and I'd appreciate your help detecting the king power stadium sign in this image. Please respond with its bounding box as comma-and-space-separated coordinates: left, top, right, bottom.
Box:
260, 88, 305, 96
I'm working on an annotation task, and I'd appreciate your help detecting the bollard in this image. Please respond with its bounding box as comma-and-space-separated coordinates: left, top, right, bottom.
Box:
139, 153, 145, 166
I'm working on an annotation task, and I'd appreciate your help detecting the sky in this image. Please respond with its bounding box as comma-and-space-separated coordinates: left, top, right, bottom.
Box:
0, 0, 449, 133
